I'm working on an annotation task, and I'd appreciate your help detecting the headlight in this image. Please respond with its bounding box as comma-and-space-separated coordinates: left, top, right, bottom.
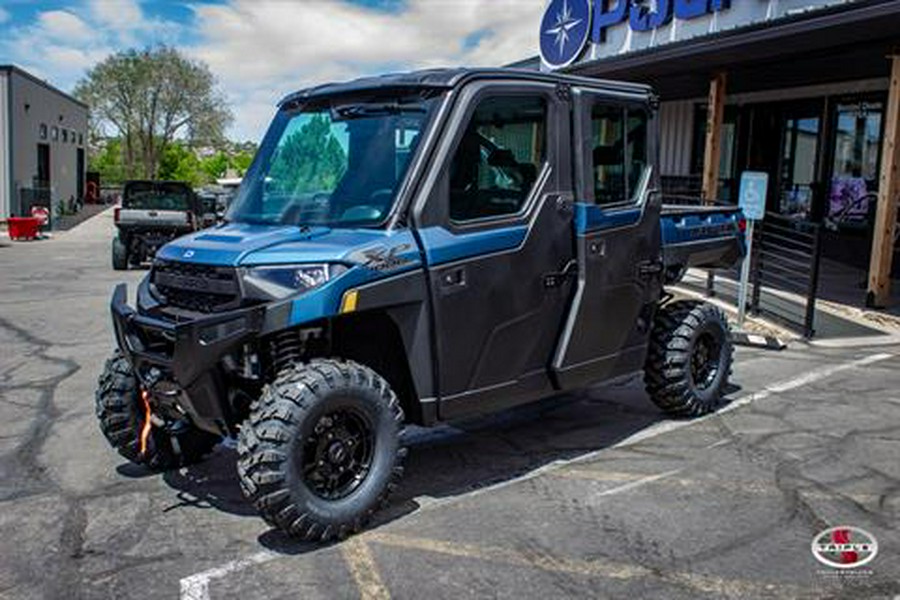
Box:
242, 264, 347, 299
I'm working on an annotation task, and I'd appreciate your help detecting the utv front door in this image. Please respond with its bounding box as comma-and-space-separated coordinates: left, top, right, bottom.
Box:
414, 82, 575, 419
552, 89, 663, 389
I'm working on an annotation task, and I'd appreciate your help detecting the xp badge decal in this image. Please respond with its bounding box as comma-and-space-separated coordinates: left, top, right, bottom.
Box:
539, 0, 591, 70
811, 526, 878, 569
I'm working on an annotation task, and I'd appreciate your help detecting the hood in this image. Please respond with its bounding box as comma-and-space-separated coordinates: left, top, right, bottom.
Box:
155, 222, 419, 268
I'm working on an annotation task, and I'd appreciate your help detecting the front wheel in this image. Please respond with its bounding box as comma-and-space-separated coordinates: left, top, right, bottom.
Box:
644, 300, 733, 417
237, 359, 406, 541
95, 351, 220, 470
111, 237, 128, 270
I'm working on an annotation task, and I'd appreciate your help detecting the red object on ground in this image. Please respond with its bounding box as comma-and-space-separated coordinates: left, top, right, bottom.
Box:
7, 216, 42, 241
30, 206, 50, 226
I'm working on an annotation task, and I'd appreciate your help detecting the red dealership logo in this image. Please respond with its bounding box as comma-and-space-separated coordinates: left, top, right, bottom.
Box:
811, 526, 878, 569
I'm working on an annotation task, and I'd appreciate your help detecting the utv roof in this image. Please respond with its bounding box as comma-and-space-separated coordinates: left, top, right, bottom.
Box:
278, 67, 653, 107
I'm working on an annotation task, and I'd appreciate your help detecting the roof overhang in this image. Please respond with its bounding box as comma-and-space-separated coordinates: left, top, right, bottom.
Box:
566, 0, 900, 100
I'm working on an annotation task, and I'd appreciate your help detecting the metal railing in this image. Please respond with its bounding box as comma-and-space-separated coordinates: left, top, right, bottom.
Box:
700, 213, 823, 338
748, 213, 823, 338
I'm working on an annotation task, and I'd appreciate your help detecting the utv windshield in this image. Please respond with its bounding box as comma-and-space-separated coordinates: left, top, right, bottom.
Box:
227, 93, 442, 227
124, 182, 193, 211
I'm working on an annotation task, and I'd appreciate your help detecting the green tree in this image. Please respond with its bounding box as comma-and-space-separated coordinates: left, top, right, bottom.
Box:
200, 151, 230, 181
74, 47, 232, 180
232, 151, 254, 176
89, 138, 128, 184
157, 143, 205, 186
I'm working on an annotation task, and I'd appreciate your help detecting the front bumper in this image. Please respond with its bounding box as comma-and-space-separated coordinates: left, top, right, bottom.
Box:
110, 282, 286, 434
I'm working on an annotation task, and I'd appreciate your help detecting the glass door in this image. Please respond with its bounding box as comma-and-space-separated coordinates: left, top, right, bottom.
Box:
827, 100, 884, 232
779, 115, 820, 221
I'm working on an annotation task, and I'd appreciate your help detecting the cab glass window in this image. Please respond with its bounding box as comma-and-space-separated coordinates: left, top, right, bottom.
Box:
626, 109, 649, 197
590, 105, 649, 205
449, 96, 546, 222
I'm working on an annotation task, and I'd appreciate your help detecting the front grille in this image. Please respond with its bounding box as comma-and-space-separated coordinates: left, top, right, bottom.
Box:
152, 260, 241, 313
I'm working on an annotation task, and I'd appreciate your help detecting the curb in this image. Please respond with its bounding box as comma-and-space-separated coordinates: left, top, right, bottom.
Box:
731, 331, 787, 350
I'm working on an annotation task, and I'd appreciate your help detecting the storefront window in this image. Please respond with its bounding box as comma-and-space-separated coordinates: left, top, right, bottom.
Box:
828, 101, 883, 228
690, 105, 738, 202
779, 117, 819, 220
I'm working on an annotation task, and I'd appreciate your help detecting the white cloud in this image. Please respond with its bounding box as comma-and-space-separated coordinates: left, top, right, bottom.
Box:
0, 0, 545, 141
36, 10, 94, 44
189, 0, 544, 140
87, 0, 143, 30
0, 7, 10, 25
0, 0, 188, 96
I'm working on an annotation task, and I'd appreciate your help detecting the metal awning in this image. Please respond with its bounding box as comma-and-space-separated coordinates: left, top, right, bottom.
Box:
567, 0, 900, 100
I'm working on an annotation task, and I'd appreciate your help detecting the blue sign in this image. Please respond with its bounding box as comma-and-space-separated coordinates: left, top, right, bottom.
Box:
739, 171, 768, 221
541, 0, 732, 68
539, 0, 592, 69
594, 0, 731, 41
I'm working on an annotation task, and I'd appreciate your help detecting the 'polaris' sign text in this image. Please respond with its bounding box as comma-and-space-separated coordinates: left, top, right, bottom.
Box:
540, 0, 732, 70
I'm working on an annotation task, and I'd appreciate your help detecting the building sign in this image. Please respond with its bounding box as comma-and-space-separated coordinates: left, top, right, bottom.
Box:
540, 0, 854, 70
540, 0, 593, 69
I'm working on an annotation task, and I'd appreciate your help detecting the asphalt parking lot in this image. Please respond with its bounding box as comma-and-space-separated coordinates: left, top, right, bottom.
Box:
1, 211, 899, 599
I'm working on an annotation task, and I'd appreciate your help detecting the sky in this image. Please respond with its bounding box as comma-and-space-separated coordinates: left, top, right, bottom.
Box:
0, 0, 544, 142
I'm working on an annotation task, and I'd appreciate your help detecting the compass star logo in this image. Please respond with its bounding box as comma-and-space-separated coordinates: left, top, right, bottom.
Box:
539, 0, 591, 70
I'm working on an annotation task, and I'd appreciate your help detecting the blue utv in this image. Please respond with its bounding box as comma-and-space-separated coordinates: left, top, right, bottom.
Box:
96, 68, 745, 541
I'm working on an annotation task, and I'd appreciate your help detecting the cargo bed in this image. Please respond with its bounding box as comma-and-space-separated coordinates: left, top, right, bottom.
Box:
660, 204, 745, 281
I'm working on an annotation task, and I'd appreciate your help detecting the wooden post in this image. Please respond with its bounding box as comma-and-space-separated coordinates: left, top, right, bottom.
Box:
866, 55, 900, 308
701, 71, 727, 205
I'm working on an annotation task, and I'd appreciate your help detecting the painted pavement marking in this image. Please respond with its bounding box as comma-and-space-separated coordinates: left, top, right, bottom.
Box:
340, 537, 392, 600
178, 352, 893, 598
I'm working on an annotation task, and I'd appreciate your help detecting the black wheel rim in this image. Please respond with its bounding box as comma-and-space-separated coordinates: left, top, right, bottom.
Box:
691, 332, 722, 392
301, 408, 374, 500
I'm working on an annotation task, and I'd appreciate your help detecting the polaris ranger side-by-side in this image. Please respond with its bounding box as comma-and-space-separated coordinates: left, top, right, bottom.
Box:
112, 181, 203, 270
96, 69, 745, 541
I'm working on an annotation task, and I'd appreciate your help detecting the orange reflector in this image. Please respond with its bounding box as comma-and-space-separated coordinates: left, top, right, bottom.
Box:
340, 290, 359, 314
139, 390, 153, 456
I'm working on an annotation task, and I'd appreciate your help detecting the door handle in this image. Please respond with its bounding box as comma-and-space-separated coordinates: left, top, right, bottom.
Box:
440, 267, 466, 290
544, 260, 577, 289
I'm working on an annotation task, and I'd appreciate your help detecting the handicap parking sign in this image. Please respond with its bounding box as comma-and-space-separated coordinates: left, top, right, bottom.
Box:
739, 172, 768, 221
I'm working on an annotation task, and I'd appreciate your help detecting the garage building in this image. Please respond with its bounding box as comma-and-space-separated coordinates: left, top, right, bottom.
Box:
0, 65, 88, 220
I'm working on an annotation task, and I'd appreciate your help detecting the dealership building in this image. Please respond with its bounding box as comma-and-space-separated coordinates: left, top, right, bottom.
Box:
0, 65, 88, 220
530, 0, 900, 308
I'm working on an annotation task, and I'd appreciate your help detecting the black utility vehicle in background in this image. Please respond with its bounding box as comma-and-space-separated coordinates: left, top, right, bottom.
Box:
112, 180, 203, 270
96, 69, 745, 541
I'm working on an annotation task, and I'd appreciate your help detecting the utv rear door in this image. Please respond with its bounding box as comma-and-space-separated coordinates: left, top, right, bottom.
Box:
552, 89, 663, 389
413, 80, 575, 419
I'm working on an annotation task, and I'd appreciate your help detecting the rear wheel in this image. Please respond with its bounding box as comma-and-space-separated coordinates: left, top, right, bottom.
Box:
644, 300, 733, 417
111, 237, 128, 270
237, 358, 406, 541
95, 351, 219, 470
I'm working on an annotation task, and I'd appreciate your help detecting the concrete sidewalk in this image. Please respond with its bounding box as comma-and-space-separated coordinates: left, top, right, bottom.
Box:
678, 269, 891, 341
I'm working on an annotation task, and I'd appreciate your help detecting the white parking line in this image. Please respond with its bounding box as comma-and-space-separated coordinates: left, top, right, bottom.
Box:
178, 351, 893, 598
415, 352, 894, 506
180, 551, 277, 600
590, 468, 682, 499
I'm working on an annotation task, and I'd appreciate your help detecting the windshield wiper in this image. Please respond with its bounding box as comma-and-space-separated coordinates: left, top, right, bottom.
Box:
333, 103, 426, 119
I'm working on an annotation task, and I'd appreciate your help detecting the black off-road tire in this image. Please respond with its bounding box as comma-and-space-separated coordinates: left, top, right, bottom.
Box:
112, 237, 128, 271
644, 300, 733, 417
237, 359, 406, 541
95, 351, 219, 470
